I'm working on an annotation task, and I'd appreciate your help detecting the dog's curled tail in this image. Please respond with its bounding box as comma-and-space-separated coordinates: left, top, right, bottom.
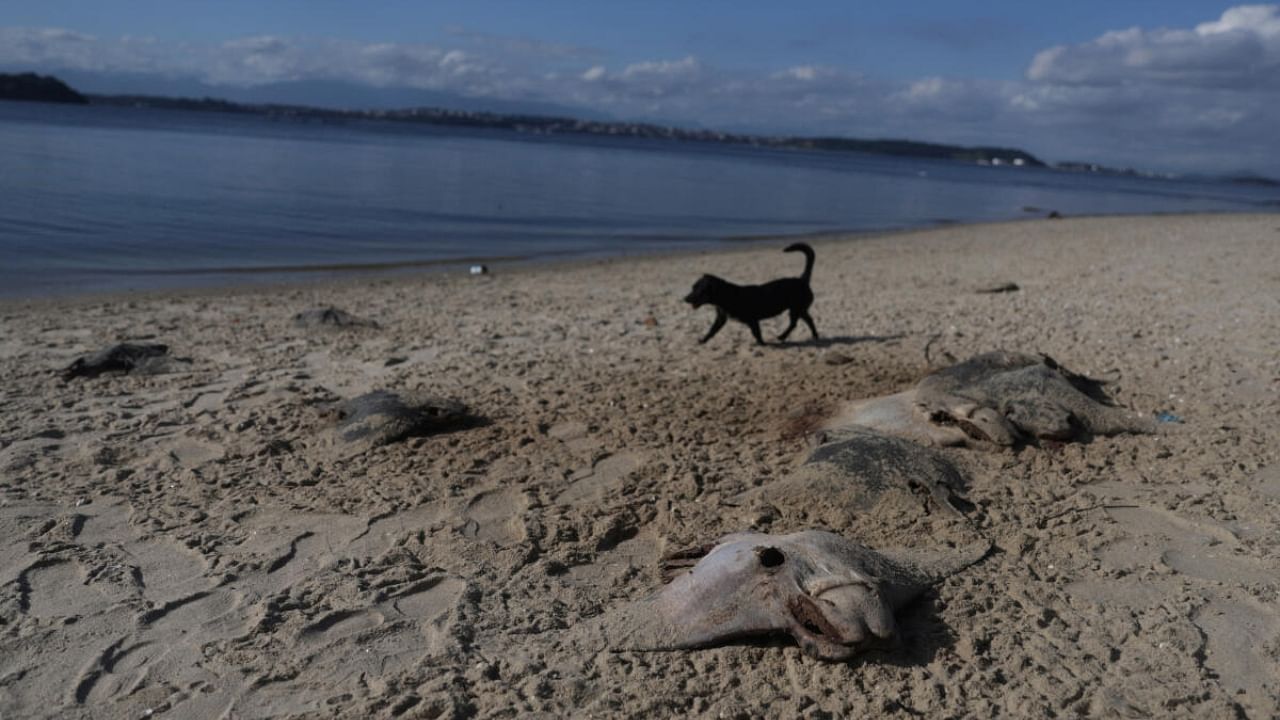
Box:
784, 242, 816, 283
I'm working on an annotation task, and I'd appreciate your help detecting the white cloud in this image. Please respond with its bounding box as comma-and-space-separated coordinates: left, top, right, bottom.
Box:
35, 27, 94, 43
902, 76, 946, 99
223, 35, 288, 54
777, 65, 818, 81
1196, 4, 1280, 37
208, 35, 306, 84
1028, 4, 1280, 89
1007, 4, 1280, 171
1, 26, 203, 77
0, 26, 520, 93
621, 56, 700, 78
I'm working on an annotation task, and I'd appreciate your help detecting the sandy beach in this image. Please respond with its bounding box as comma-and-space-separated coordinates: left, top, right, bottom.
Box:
1, 213, 1277, 718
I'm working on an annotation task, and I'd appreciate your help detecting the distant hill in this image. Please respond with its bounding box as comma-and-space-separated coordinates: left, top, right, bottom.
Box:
49, 69, 610, 118
87, 91, 1048, 167
0, 72, 88, 104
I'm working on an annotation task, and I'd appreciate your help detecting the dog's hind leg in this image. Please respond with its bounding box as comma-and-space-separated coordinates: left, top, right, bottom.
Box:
747, 320, 767, 345
778, 311, 801, 341
801, 313, 819, 339
700, 309, 728, 344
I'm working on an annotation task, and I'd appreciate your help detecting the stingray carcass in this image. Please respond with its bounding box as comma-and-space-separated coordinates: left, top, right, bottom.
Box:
292, 306, 378, 329
326, 389, 471, 453
736, 428, 970, 528
61, 343, 184, 380
825, 351, 1154, 447
601, 530, 988, 660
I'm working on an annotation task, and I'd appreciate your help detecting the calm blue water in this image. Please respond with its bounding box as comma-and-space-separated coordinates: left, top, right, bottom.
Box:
1, 101, 1275, 298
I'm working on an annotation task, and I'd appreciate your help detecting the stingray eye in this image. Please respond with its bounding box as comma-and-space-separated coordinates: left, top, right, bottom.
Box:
756, 546, 785, 568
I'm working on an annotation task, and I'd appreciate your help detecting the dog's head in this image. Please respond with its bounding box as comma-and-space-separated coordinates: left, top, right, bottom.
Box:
684, 274, 719, 308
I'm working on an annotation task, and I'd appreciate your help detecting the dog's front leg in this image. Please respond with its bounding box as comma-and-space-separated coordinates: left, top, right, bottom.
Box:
700, 309, 728, 343
747, 320, 766, 346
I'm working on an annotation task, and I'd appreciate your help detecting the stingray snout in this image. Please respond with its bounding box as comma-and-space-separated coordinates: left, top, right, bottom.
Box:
785, 593, 868, 660
784, 580, 899, 660
818, 582, 897, 638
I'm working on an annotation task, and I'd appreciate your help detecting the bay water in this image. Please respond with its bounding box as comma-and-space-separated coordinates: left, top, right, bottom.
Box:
1, 101, 1274, 298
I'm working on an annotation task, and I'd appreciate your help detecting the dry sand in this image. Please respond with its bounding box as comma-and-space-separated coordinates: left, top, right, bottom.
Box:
1, 213, 1277, 719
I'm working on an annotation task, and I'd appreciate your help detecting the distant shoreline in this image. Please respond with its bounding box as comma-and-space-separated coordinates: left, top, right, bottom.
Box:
4, 71, 1042, 168
83, 91, 1048, 168
6, 71, 1278, 185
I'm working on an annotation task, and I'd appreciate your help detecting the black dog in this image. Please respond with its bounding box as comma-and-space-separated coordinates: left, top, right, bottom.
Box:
684, 242, 819, 345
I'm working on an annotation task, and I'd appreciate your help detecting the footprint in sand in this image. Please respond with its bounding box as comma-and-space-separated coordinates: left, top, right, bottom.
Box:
460, 488, 528, 546
389, 576, 467, 619
555, 452, 644, 506
66, 587, 252, 709
1097, 505, 1248, 578
22, 560, 110, 619
162, 438, 226, 468
71, 639, 158, 706
1075, 502, 1274, 602
1103, 505, 1241, 544
299, 608, 386, 646
1193, 598, 1280, 714
180, 378, 234, 413
137, 588, 245, 635
547, 420, 598, 455
389, 577, 467, 658
249, 576, 467, 715
305, 577, 466, 660
1063, 578, 1178, 609
1158, 547, 1275, 584
362, 505, 442, 546
126, 536, 213, 603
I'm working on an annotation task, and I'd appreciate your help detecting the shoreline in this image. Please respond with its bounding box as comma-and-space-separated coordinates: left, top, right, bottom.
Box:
1, 209, 1267, 310
1, 212, 1277, 718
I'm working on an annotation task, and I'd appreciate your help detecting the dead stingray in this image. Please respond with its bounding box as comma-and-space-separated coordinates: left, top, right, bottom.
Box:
825, 351, 1154, 447
61, 343, 185, 380
326, 389, 471, 452
736, 427, 970, 526
597, 529, 988, 660
292, 306, 378, 329
975, 281, 1019, 294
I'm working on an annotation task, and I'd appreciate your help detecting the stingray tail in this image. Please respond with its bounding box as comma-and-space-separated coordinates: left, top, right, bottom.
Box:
879, 539, 992, 586
784, 242, 816, 284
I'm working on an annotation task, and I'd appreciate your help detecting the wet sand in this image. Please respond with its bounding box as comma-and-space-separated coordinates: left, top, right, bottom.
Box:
1, 213, 1278, 718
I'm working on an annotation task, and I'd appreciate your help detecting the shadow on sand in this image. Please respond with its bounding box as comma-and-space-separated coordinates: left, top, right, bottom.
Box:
777, 333, 906, 349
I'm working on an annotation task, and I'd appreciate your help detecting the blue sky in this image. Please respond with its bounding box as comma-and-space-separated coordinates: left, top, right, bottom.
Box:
2, 1, 1278, 174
